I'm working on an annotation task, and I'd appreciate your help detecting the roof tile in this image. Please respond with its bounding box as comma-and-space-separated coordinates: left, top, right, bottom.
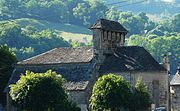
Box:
18, 47, 94, 65
99, 46, 166, 73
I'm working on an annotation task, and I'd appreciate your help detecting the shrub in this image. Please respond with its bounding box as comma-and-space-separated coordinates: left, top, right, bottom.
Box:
10, 70, 80, 111
90, 74, 151, 111
90, 74, 132, 111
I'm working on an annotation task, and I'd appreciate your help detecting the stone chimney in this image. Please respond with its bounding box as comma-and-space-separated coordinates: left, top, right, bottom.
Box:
90, 19, 128, 56
163, 54, 170, 72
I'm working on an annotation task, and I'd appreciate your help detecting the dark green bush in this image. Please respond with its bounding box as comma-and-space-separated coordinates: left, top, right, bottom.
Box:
10, 70, 80, 111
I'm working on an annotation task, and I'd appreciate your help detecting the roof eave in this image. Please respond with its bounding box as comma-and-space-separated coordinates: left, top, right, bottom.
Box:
16, 60, 94, 66
170, 84, 180, 86
89, 27, 128, 33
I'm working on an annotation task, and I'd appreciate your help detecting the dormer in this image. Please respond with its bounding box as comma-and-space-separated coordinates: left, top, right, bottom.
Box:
90, 19, 128, 54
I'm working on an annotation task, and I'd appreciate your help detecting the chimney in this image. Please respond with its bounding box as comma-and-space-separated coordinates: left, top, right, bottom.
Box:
163, 54, 170, 72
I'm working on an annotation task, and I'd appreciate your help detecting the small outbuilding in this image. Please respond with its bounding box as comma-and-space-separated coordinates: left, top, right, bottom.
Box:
170, 66, 180, 111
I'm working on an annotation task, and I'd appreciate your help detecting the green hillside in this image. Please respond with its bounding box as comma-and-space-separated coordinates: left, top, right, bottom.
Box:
105, 0, 180, 18
12, 18, 92, 42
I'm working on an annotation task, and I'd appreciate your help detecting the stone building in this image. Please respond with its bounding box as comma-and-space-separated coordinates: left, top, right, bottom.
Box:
5, 19, 170, 111
170, 66, 180, 111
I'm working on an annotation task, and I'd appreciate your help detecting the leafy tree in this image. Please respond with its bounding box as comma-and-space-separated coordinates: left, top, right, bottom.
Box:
106, 10, 156, 36
90, 74, 132, 111
73, 0, 107, 26
127, 34, 150, 49
25, 0, 66, 22
170, 14, 180, 32
10, 70, 80, 111
0, 44, 17, 106
90, 74, 152, 111
0, 22, 22, 48
106, 6, 121, 21
0, 22, 70, 60
130, 78, 151, 111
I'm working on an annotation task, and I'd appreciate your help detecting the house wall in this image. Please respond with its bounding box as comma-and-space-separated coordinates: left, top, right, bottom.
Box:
171, 85, 180, 111
109, 71, 169, 110
6, 94, 17, 111
68, 91, 87, 111
6, 91, 88, 111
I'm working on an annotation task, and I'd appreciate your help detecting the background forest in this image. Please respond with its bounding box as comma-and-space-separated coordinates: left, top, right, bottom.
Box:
0, 0, 179, 73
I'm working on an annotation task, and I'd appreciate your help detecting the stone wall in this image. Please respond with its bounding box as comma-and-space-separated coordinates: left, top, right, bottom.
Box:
68, 91, 86, 104
108, 71, 169, 110
171, 85, 180, 111
0, 104, 4, 111
68, 91, 89, 111
93, 29, 125, 55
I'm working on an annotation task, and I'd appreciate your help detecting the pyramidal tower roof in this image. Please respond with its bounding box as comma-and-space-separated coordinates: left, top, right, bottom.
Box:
90, 19, 128, 33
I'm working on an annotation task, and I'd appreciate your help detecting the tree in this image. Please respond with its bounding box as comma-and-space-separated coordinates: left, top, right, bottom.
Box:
73, 0, 107, 26
0, 22, 70, 60
10, 70, 80, 111
127, 34, 150, 49
130, 78, 151, 111
90, 74, 152, 111
90, 74, 132, 111
171, 14, 180, 32
0, 44, 17, 106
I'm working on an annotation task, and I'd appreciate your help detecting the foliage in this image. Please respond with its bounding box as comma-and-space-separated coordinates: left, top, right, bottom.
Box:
106, 8, 157, 36
0, 0, 180, 35
106, 0, 180, 16
10, 70, 80, 111
0, 0, 107, 27
127, 34, 150, 49
0, 21, 70, 60
170, 14, 180, 32
73, 0, 107, 26
69, 39, 93, 48
130, 78, 151, 111
90, 74, 151, 111
90, 74, 132, 111
0, 44, 17, 106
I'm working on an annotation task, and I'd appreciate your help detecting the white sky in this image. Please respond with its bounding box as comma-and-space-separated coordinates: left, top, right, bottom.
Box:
161, 0, 176, 3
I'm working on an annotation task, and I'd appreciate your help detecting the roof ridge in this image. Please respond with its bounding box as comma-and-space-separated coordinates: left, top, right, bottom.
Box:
56, 46, 92, 49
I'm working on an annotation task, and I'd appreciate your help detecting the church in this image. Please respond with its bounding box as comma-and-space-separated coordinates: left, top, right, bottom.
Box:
5, 19, 170, 111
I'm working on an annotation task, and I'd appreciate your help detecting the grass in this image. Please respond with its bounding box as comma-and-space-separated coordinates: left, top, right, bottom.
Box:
12, 18, 92, 42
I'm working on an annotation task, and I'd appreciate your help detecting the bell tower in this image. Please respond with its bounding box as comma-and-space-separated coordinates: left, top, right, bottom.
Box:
90, 19, 128, 55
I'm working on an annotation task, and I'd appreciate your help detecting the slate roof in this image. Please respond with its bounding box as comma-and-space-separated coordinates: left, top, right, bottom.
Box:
99, 46, 166, 73
170, 68, 180, 86
90, 19, 128, 33
4, 61, 95, 92
17, 47, 94, 65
